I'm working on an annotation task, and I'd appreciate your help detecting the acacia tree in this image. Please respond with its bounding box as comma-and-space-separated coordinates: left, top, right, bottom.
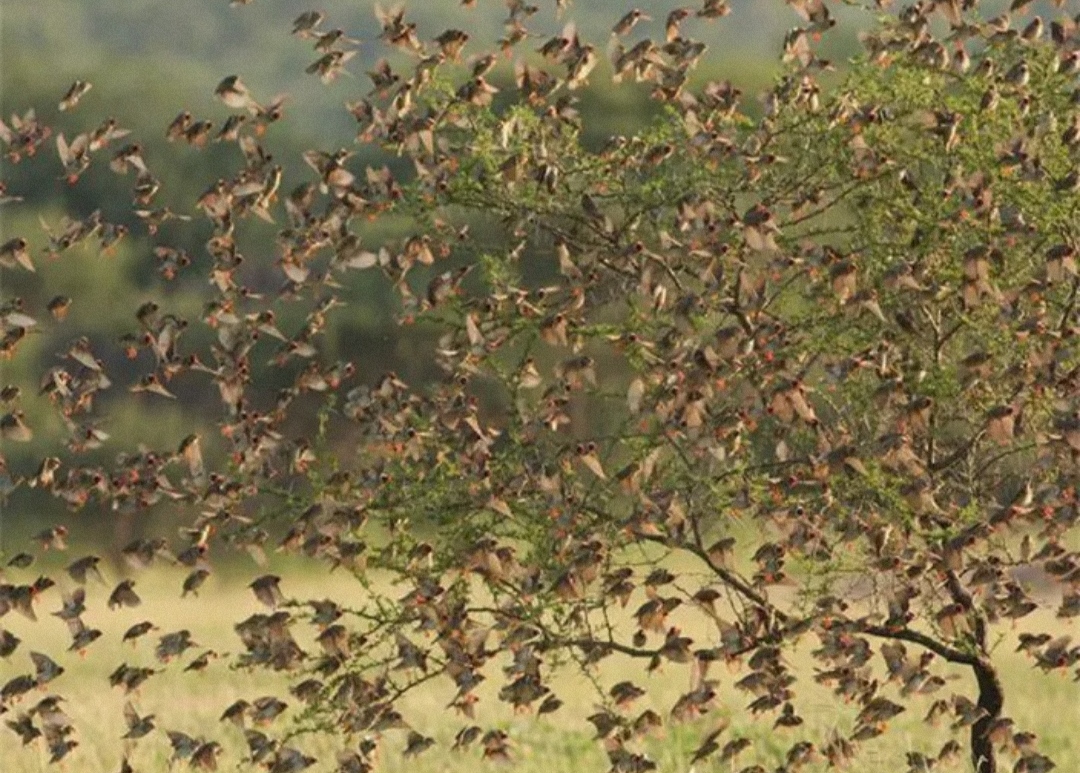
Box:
2, 2, 1079, 773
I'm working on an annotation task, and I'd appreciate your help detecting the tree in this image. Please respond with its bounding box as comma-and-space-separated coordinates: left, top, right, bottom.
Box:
2, 2, 1079, 773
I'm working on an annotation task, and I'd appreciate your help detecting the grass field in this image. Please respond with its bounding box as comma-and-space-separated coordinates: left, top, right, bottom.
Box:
1, 559, 1078, 772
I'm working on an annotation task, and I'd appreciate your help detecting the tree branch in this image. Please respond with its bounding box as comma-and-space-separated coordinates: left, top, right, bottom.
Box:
855, 621, 978, 665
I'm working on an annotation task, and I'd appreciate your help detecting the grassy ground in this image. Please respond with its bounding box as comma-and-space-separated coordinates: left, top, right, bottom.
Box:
1, 559, 1078, 773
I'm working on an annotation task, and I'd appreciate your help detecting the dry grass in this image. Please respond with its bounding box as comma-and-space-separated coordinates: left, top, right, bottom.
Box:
1, 559, 1078, 772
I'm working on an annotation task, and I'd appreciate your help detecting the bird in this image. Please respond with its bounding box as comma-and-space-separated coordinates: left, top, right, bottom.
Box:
122, 702, 156, 739
30, 652, 64, 685
249, 575, 285, 608
612, 9, 650, 37
108, 580, 141, 610
215, 75, 261, 114
156, 630, 198, 663
66, 555, 104, 584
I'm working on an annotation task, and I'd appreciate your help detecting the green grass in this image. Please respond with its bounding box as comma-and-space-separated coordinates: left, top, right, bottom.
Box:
1, 562, 1078, 772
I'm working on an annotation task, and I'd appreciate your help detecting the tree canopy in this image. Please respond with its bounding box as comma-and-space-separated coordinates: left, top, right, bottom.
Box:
2, 2, 1080, 773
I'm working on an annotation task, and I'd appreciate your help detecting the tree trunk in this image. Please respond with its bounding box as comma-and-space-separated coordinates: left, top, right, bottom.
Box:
970, 656, 1004, 773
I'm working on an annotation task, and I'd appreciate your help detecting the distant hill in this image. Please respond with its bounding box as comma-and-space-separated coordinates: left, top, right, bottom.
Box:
2, 1, 805, 140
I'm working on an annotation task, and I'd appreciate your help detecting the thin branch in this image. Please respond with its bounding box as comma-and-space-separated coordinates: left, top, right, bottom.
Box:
945, 568, 987, 651
929, 431, 982, 473
856, 621, 979, 666
641, 529, 790, 624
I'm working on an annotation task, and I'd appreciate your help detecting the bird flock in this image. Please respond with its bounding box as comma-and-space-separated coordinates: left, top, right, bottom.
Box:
3, 2, 1080, 773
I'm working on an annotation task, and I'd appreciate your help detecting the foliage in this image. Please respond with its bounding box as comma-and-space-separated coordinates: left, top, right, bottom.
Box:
2, 2, 1080, 773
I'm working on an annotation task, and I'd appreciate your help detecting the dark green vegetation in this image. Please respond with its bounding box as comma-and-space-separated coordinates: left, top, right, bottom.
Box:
3, 2, 1080, 773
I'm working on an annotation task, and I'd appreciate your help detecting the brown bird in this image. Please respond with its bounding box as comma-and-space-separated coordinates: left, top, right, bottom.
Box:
251, 696, 288, 725
1, 674, 37, 703
1, 411, 33, 442
191, 741, 223, 770
716, 736, 751, 763
291, 10, 325, 37
403, 730, 435, 757
109, 663, 159, 693
34, 526, 68, 551
122, 702, 155, 739
609, 680, 646, 707
215, 75, 261, 113
612, 9, 650, 36
220, 699, 251, 727
249, 575, 285, 608
5, 712, 41, 745
182, 569, 211, 598
122, 621, 158, 646
690, 725, 727, 763
453, 725, 482, 749
184, 650, 221, 673
67, 617, 103, 653
0, 629, 21, 658
45, 728, 78, 763
245, 729, 277, 764
165, 111, 192, 142
166, 730, 201, 763
699, 0, 730, 19
30, 652, 64, 685
267, 745, 317, 772
434, 29, 469, 60
0, 237, 34, 271
857, 696, 905, 726
46, 296, 72, 320
66, 554, 103, 584
306, 50, 357, 83
156, 630, 198, 663
53, 587, 86, 622
108, 580, 141, 610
